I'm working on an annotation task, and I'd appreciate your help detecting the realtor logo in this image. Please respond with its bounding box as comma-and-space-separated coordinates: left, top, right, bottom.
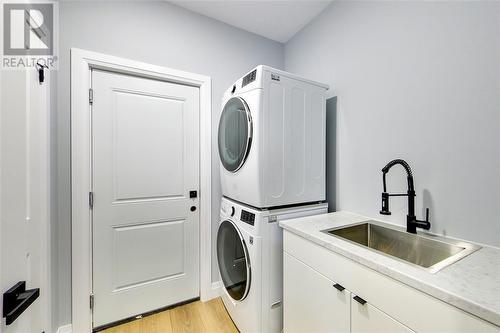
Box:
2, 2, 58, 69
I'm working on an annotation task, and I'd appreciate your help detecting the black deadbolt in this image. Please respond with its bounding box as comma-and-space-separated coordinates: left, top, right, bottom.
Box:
190, 206, 197, 212
190, 191, 197, 198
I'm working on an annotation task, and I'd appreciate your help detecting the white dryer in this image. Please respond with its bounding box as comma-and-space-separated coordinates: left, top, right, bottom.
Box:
218, 65, 329, 208
216, 197, 328, 333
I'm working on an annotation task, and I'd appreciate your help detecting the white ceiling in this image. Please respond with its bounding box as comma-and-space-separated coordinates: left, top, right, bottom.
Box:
169, 1, 332, 43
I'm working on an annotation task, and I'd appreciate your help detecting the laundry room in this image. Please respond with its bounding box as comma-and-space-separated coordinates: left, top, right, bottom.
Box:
1, 1, 499, 333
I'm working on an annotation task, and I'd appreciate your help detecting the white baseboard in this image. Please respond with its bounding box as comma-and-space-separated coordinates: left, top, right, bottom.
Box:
204, 281, 221, 300
56, 324, 72, 333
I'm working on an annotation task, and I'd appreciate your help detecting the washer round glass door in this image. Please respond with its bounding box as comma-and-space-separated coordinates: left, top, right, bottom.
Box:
216, 220, 251, 301
218, 97, 252, 172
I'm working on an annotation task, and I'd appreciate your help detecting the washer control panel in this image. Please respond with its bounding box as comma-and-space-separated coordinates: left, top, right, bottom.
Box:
240, 209, 255, 226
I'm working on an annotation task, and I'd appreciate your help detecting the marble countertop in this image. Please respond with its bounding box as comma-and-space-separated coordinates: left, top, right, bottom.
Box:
279, 211, 500, 326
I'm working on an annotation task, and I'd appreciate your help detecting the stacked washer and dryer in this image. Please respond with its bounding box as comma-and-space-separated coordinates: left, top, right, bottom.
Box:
216, 65, 329, 333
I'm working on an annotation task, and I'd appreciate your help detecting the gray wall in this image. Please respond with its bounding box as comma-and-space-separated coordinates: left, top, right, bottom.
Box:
55, 1, 283, 327
55, 1, 500, 328
285, 1, 500, 246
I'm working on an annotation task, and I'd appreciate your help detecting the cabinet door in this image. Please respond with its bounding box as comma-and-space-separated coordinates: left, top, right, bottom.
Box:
284, 252, 350, 333
351, 293, 414, 333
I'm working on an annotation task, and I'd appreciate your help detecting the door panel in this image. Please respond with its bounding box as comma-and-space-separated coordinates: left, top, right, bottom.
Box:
112, 220, 185, 290
92, 70, 200, 327
113, 91, 185, 200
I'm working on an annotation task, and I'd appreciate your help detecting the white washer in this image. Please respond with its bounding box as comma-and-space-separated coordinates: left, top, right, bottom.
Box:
218, 65, 329, 208
216, 197, 328, 333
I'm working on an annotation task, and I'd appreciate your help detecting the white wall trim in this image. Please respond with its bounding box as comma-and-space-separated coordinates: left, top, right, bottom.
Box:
36, 68, 53, 333
208, 281, 222, 300
56, 324, 73, 333
71, 48, 212, 333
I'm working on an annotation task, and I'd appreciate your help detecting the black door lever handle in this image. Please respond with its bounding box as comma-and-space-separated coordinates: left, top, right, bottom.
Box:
3, 281, 40, 325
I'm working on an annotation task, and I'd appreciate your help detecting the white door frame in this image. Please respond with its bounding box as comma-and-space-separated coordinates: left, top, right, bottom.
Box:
71, 48, 212, 333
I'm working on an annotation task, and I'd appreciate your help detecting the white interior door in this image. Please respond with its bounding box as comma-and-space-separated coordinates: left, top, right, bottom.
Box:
91, 70, 200, 328
0, 70, 50, 333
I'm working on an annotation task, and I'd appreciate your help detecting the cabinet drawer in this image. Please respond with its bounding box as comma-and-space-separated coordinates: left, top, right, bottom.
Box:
284, 230, 499, 333
351, 293, 414, 333
284, 252, 350, 333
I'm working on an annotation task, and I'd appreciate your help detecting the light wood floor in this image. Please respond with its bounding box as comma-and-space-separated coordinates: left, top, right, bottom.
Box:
100, 297, 239, 333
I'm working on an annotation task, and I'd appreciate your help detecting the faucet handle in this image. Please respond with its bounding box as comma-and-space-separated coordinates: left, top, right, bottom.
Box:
417, 208, 431, 230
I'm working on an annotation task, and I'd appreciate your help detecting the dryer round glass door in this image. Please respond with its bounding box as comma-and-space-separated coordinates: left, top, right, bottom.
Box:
218, 97, 253, 172
216, 220, 251, 301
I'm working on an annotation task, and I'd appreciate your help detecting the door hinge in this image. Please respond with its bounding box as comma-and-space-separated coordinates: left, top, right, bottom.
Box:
89, 88, 94, 105
90, 294, 94, 310
89, 192, 94, 208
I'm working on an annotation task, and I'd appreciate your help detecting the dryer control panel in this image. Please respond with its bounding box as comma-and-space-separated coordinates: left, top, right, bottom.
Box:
240, 210, 255, 226
242, 69, 257, 88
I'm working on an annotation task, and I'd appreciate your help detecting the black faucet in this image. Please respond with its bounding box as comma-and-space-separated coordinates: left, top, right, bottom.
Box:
380, 159, 431, 234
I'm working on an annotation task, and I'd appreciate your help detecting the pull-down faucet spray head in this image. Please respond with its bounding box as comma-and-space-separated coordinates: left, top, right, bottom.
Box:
380, 192, 391, 215
380, 172, 391, 215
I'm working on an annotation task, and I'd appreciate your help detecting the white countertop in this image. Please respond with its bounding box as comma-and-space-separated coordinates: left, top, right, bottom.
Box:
279, 211, 500, 327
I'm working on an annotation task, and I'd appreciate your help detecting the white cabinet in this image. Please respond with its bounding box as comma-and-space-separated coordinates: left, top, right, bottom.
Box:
284, 250, 409, 333
283, 230, 500, 333
284, 252, 350, 333
351, 293, 413, 333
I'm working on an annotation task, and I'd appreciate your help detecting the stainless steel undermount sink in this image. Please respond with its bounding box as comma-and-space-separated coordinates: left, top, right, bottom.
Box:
322, 221, 480, 273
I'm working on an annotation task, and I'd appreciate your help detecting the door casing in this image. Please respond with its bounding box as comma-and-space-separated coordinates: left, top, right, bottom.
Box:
70, 48, 213, 333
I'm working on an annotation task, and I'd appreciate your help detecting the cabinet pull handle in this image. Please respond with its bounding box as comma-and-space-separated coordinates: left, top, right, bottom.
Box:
353, 295, 367, 305
333, 283, 345, 292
